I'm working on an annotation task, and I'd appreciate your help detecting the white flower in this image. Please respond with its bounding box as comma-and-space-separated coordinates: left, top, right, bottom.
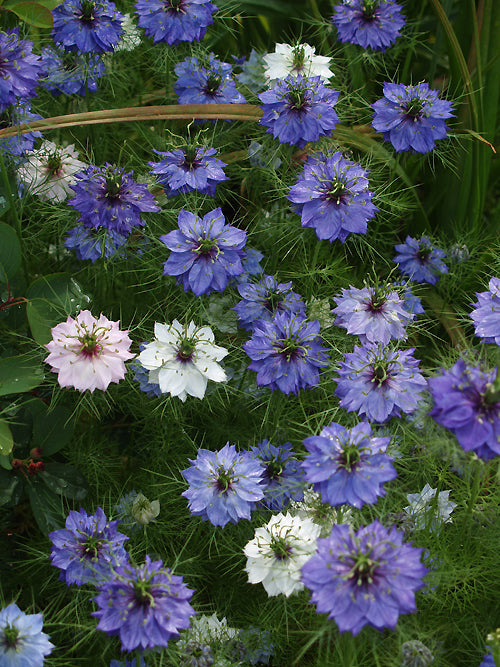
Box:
114, 13, 141, 51
179, 613, 238, 646
244, 511, 321, 597
263, 43, 334, 83
17, 140, 86, 202
137, 320, 228, 402
131, 492, 160, 525
290, 486, 353, 536
404, 483, 457, 531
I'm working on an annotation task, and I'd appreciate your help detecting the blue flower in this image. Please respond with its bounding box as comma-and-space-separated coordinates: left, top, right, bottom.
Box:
0, 603, 54, 665
243, 312, 329, 395
250, 439, 305, 510
174, 54, 245, 105
130, 344, 162, 396
0, 29, 44, 113
233, 275, 306, 331
392, 280, 425, 315
332, 285, 414, 345
470, 277, 500, 345
372, 82, 454, 153
68, 164, 160, 235
428, 359, 500, 461
334, 344, 427, 423
110, 657, 147, 667
259, 75, 339, 148
149, 146, 227, 196
64, 225, 129, 262
51, 0, 125, 53
331, 0, 405, 51
181, 443, 266, 527
0, 103, 42, 159
160, 208, 247, 297
287, 151, 377, 243
302, 422, 396, 508
49, 507, 129, 586
479, 652, 496, 667
301, 521, 427, 635
41, 45, 106, 95
93, 555, 195, 652
393, 235, 448, 284
135, 0, 217, 45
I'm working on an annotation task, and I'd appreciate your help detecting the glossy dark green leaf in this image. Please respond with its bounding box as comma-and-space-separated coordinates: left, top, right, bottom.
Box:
39, 463, 89, 501
0, 355, 44, 397
28, 480, 65, 533
0, 420, 13, 456
2, 1, 53, 27
0, 469, 22, 506
32, 405, 75, 456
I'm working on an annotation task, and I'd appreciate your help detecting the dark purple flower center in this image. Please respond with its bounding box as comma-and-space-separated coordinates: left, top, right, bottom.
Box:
46, 152, 63, 175
264, 289, 284, 313
195, 236, 219, 259
166, 0, 186, 13
133, 579, 155, 609
288, 87, 309, 112
203, 75, 222, 97
105, 169, 124, 199
368, 287, 387, 312
271, 536, 292, 560
346, 550, 378, 585
182, 146, 202, 170
416, 246, 431, 263
361, 0, 379, 20
371, 361, 391, 386
340, 443, 361, 471
3, 624, 18, 648
80, 0, 96, 22
265, 458, 284, 481
275, 336, 304, 362
325, 180, 348, 205
176, 337, 196, 362
404, 97, 425, 120
216, 467, 233, 493
81, 535, 104, 560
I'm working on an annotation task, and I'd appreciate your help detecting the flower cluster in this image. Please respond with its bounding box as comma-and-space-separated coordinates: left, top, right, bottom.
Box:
51, 0, 125, 53
45, 310, 134, 393
234, 275, 306, 331
49, 507, 129, 585
137, 320, 228, 401
372, 82, 454, 153
160, 208, 247, 296
263, 43, 334, 83
428, 359, 500, 460
243, 312, 329, 395
287, 151, 377, 243
334, 344, 427, 423
332, 285, 414, 345
93, 555, 195, 651
174, 54, 245, 105
259, 75, 339, 148
393, 235, 448, 284
302, 422, 396, 508
332, 0, 405, 51
0, 603, 54, 665
244, 512, 321, 597
181, 443, 266, 527
301, 521, 427, 634
135, 0, 217, 44
149, 145, 227, 196
470, 277, 500, 345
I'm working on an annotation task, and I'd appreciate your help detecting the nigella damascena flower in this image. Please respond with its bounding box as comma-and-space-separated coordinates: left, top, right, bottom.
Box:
244, 512, 321, 597
393, 235, 448, 284
428, 359, 500, 460
181, 443, 266, 527
174, 54, 245, 105
233, 274, 306, 331
44, 310, 134, 393
137, 320, 228, 401
249, 440, 305, 510
331, 0, 405, 51
301, 521, 427, 635
68, 163, 160, 235
243, 312, 329, 395
93, 555, 195, 652
49, 507, 129, 586
64, 225, 128, 262
17, 140, 87, 203
0, 29, 44, 113
334, 344, 427, 423
135, 0, 217, 45
149, 146, 227, 196
287, 151, 377, 243
470, 277, 500, 345
263, 43, 334, 83
41, 45, 106, 96
332, 285, 414, 345
302, 422, 396, 508
403, 483, 457, 532
372, 82, 454, 153
400, 640, 435, 667
0, 103, 42, 159
0, 603, 54, 665
160, 208, 246, 297
259, 75, 339, 148
51, 0, 125, 53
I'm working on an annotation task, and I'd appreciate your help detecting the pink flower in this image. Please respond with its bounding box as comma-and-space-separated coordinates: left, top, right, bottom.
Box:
45, 310, 134, 392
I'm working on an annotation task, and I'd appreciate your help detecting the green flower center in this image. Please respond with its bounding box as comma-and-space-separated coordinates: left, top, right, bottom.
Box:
348, 551, 378, 585
270, 535, 291, 560
340, 443, 361, 471
177, 337, 196, 361
264, 290, 284, 313
288, 88, 308, 111
3, 624, 19, 648
80, 0, 96, 21
372, 361, 390, 386
276, 336, 303, 362
105, 169, 123, 198
47, 153, 62, 175
369, 286, 387, 311
134, 578, 155, 608
266, 458, 283, 480
79, 331, 100, 357
183, 146, 200, 169
216, 467, 233, 493
168, 0, 184, 11
362, 0, 378, 19
405, 97, 424, 119
326, 180, 347, 204
82, 535, 103, 560
204, 75, 221, 96
292, 45, 306, 70
416, 246, 431, 262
